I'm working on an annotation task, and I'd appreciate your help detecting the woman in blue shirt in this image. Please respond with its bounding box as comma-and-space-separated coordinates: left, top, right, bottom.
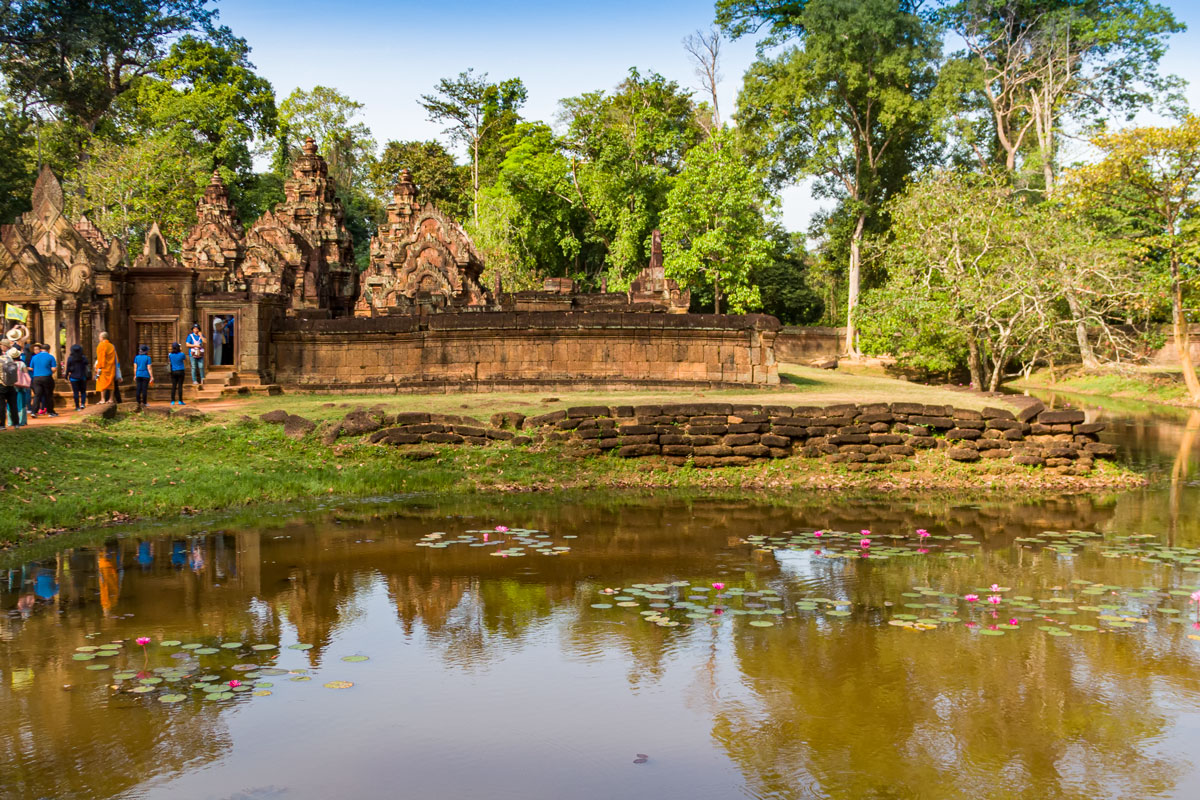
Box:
185, 323, 205, 388
167, 342, 187, 405
133, 344, 153, 408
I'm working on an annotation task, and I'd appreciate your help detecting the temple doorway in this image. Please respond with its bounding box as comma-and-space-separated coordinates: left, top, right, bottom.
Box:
208, 312, 238, 368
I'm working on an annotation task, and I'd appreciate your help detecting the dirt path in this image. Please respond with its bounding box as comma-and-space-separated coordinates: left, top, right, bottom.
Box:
1, 398, 252, 430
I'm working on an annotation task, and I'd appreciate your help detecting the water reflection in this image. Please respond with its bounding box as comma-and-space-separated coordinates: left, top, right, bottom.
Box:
2, 397, 1200, 798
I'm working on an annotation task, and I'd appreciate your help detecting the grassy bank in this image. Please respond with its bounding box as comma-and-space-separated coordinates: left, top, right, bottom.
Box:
1013, 367, 1198, 410
0, 393, 1142, 548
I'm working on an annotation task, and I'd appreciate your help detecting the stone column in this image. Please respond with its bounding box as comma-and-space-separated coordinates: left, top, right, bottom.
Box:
63, 298, 80, 354
39, 300, 59, 356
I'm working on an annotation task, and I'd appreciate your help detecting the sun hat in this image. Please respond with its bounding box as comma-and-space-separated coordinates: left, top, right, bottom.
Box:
7, 347, 20, 359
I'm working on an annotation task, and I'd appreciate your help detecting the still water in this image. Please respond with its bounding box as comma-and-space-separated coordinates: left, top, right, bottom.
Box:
4, 396, 1200, 800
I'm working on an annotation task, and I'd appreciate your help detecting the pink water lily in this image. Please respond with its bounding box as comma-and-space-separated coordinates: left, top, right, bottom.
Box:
987, 595, 1002, 605
228, 679, 241, 688
712, 582, 725, 591
813, 530, 823, 538
1008, 618, 1018, 626
917, 548, 929, 555
917, 529, 929, 539
1191, 590, 1200, 604
494, 525, 509, 532
860, 529, 871, 536
990, 584, 1001, 592
136, 637, 151, 646
860, 539, 871, 548
965, 594, 979, 602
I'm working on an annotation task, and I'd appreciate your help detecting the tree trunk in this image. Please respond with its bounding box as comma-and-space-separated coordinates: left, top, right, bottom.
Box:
845, 212, 866, 356
966, 331, 984, 390
472, 137, 480, 226
1171, 256, 1200, 403
1065, 286, 1099, 369
714, 273, 721, 315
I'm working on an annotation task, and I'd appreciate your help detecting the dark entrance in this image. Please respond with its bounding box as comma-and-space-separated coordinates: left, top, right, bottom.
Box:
209, 312, 237, 367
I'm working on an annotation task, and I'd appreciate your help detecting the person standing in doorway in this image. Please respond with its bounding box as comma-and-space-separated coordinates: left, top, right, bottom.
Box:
29, 342, 57, 417
168, 342, 187, 405
133, 344, 153, 409
212, 315, 226, 366
65, 343, 89, 409
95, 332, 117, 404
186, 323, 205, 389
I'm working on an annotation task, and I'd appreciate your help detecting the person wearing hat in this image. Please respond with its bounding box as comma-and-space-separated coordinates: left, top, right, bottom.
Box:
185, 323, 205, 389
0, 345, 21, 428
133, 344, 154, 409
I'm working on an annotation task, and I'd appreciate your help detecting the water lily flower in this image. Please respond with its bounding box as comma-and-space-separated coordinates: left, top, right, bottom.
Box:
1008, 618, 1018, 626
494, 525, 509, 532
860, 529, 871, 536
712, 582, 725, 590
228, 680, 241, 688
1191, 590, 1200, 604
917, 548, 929, 555
990, 584, 1001, 592
482, 533, 489, 542
713, 608, 724, 615
136, 637, 151, 646
860, 539, 871, 548
965, 621, 979, 628
965, 594, 979, 602
987, 595, 1002, 605
917, 529, 929, 539
813, 530, 823, 537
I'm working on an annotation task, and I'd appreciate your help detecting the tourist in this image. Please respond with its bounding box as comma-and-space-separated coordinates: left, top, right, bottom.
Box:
186, 323, 205, 389
65, 343, 90, 410
94, 332, 117, 404
133, 344, 154, 408
168, 342, 187, 405
212, 315, 226, 365
11, 346, 30, 426
0, 345, 19, 428
29, 341, 57, 417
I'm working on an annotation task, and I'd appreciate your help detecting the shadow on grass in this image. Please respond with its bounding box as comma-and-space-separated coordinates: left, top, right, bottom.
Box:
779, 371, 824, 389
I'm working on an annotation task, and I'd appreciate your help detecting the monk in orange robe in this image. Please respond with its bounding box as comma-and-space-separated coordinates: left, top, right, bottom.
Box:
95, 332, 116, 403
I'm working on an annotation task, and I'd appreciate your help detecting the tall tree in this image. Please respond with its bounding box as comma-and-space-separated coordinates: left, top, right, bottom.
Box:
660, 129, 772, 313
560, 68, 704, 283
941, 0, 1184, 193
278, 85, 376, 194
1061, 118, 1200, 403
683, 28, 723, 132
0, 0, 218, 135
734, 0, 937, 354
419, 69, 526, 225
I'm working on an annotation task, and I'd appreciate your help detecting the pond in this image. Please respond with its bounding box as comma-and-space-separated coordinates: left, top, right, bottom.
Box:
4, 395, 1200, 800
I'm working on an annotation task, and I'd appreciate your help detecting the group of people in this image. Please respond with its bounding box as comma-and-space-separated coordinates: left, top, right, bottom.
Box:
0, 321, 215, 429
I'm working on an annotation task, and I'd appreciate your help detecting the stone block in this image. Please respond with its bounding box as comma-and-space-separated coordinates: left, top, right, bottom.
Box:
868, 433, 904, 445
982, 406, 1016, 421
1015, 400, 1045, 423
662, 444, 694, 457
807, 425, 837, 437
1045, 457, 1073, 468
952, 408, 984, 421
1002, 429, 1025, 441
423, 432, 464, 444
613, 405, 635, 418
880, 444, 915, 457
511, 436, 532, 446
567, 405, 611, 418
761, 434, 791, 448
976, 439, 1009, 451
526, 410, 567, 427
724, 433, 761, 447
953, 419, 986, 430
598, 437, 620, 450
688, 424, 728, 435
764, 405, 793, 417
690, 415, 727, 425
401, 423, 445, 434
728, 422, 765, 433
633, 405, 662, 417
1012, 453, 1044, 466
908, 436, 937, 449
982, 429, 1003, 439
837, 424, 871, 435
947, 447, 981, 462
771, 425, 809, 438
767, 447, 790, 459
693, 455, 752, 468
284, 415, 316, 439
980, 449, 1011, 459
799, 445, 823, 458
260, 409, 289, 424
844, 452, 868, 463
830, 433, 870, 444
398, 412, 433, 426
695, 444, 734, 457
985, 418, 1024, 431
616, 443, 659, 458
910, 415, 954, 429
617, 424, 658, 436
373, 430, 423, 446
857, 412, 894, 424
689, 435, 720, 446
1074, 422, 1105, 435
659, 434, 690, 446
463, 436, 490, 446
946, 428, 981, 441
1038, 409, 1086, 425
454, 425, 488, 437
825, 403, 858, 418
867, 453, 892, 463
868, 422, 890, 433
486, 428, 515, 441
1084, 442, 1118, 458
576, 428, 604, 440
733, 444, 770, 458
1044, 446, 1078, 460
555, 418, 583, 430
792, 406, 825, 418
620, 434, 659, 446
891, 402, 925, 415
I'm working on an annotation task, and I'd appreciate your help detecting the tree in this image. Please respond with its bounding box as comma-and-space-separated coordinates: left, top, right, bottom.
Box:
560, 68, 704, 283
278, 85, 376, 194
752, 232, 825, 325
0, 82, 35, 220
63, 134, 207, 249
734, 0, 938, 354
860, 171, 1138, 390
1061, 117, 1200, 403
941, 0, 1184, 192
419, 70, 526, 225
660, 130, 772, 313
683, 28, 723, 132
0, 0, 218, 135
371, 139, 470, 220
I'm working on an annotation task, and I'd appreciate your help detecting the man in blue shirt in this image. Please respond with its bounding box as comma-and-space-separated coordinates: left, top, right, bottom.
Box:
28, 343, 57, 417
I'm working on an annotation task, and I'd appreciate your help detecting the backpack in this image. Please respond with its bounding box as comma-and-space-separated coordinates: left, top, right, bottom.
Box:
0, 356, 16, 387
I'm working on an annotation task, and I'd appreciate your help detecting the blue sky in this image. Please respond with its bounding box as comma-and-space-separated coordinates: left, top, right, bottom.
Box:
218, 0, 1200, 231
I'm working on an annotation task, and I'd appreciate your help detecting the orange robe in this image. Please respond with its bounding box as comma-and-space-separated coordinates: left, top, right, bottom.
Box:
95, 339, 116, 391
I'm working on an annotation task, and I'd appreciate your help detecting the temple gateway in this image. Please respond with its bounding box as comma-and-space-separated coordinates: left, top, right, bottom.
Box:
1, 142, 776, 390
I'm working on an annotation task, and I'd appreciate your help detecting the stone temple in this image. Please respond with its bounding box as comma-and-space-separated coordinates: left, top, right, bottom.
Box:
1, 143, 778, 392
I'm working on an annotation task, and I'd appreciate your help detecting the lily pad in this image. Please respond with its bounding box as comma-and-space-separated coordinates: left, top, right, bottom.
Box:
72, 653, 96, 661
341, 655, 369, 663
159, 694, 187, 704
748, 620, 775, 627
287, 643, 314, 651
180, 643, 203, 650
113, 672, 138, 680
324, 680, 354, 689
85, 664, 111, 671
220, 642, 242, 649
129, 686, 155, 694
250, 644, 277, 651
253, 690, 272, 697
289, 676, 312, 682
159, 640, 182, 647
590, 603, 613, 609
193, 648, 220, 655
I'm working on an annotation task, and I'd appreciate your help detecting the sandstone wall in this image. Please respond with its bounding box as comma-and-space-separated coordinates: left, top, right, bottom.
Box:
271, 312, 780, 390
775, 326, 845, 362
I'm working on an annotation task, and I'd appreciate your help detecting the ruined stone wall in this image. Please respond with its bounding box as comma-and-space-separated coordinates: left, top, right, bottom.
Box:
775, 326, 846, 362
307, 400, 1114, 473
271, 312, 780, 390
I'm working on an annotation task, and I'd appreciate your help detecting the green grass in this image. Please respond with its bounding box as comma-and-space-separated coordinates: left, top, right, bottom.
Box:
1013, 367, 1196, 409
0, 397, 1141, 547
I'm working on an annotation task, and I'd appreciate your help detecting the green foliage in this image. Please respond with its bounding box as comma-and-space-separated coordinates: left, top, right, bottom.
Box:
372, 139, 470, 220
0, 0, 218, 132
0, 85, 35, 220
751, 233, 824, 325
561, 68, 704, 284
661, 131, 771, 313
